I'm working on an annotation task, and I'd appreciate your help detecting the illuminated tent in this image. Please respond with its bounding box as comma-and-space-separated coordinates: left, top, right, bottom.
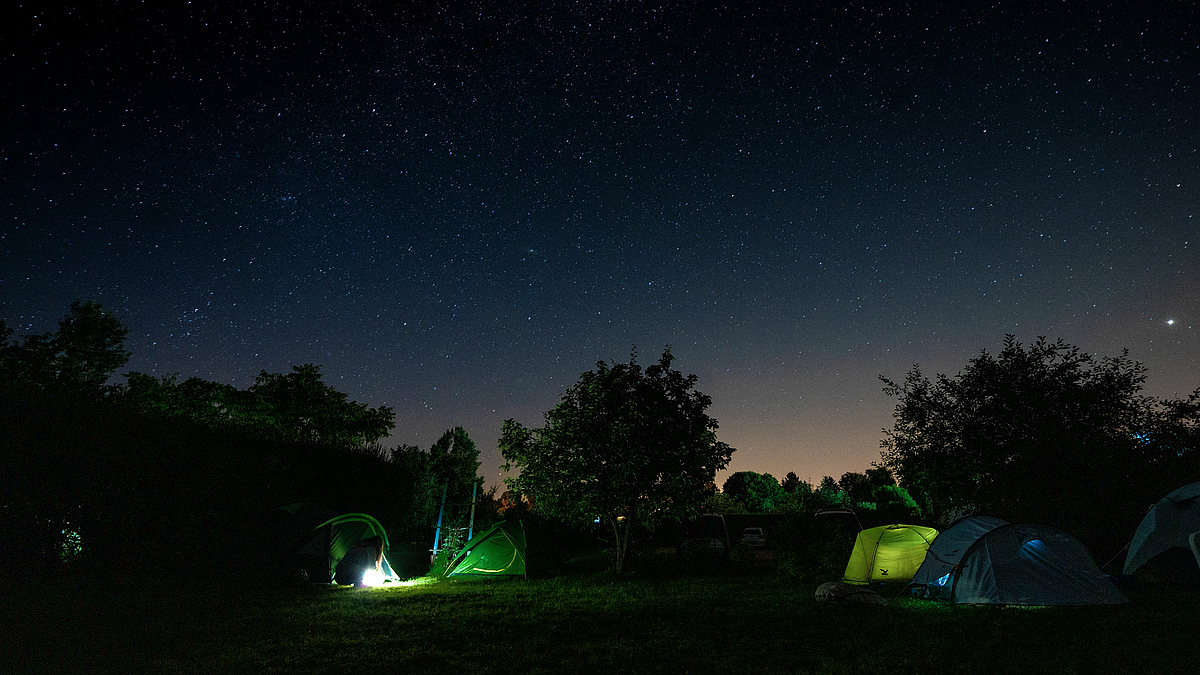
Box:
253, 503, 399, 584
910, 515, 1009, 599
949, 523, 1127, 605
446, 519, 526, 577
1123, 481, 1200, 585
842, 524, 939, 585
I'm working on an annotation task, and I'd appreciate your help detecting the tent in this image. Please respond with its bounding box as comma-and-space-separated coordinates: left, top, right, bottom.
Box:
910, 515, 1009, 599
842, 524, 939, 585
249, 503, 399, 585
446, 519, 527, 577
1123, 481, 1200, 585
950, 523, 1127, 605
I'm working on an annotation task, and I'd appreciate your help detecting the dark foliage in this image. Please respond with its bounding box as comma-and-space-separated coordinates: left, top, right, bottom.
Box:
722, 471, 786, 512
881, 335, 1200, 560
0, 383, 436, 574
118, 364, 394, 450
0, 300, 130, 391
0, 302, 453, 576
500, 347, 734, 575
773, 509, 857, 580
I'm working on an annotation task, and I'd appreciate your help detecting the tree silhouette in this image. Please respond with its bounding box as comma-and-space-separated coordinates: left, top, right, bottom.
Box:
0, 300, 130, 390
879, 335, 1178, 552
722, 471, 785, 512
499, 347, 734, 575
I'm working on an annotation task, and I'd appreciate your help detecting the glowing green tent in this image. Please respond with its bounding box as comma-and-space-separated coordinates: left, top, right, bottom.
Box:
446, 520, 527, 577
843, 524, 939, 585
251, 503, 399, 584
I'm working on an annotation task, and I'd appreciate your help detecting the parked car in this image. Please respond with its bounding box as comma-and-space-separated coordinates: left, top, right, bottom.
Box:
678, 514, 731, 562
741, 527, 766, 548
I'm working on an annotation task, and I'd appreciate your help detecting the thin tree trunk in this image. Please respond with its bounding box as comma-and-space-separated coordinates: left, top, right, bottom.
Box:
611, 517, 627, 575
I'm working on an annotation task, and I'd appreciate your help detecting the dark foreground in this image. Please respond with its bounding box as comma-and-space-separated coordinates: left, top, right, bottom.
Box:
4, 565, 1196, 674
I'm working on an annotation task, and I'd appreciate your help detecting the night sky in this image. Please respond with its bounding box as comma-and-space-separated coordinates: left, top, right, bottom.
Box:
3, 2, 1197, 488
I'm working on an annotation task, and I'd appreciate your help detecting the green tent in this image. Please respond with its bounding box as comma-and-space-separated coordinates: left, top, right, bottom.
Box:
313, 512, 399, 584
446, 520, 527, 577
254, 503, 399, 584
843, 524, 939, 585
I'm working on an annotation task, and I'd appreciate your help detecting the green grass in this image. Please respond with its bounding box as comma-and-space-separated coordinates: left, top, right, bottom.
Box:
3, 561, 1196, 674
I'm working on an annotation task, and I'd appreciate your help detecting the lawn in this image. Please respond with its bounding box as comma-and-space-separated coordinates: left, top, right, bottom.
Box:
4, 558, 1196, 674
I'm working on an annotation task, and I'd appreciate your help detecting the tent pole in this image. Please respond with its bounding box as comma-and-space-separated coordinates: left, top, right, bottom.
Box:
433, 483, 448, 561
468, 480, 478, 540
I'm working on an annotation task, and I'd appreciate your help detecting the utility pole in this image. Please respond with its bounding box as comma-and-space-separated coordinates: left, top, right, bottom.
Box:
432, 483, 448, 562
467, 480, 478, 540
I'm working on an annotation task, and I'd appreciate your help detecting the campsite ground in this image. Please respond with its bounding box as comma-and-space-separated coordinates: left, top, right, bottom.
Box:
4, 551, 1196, 674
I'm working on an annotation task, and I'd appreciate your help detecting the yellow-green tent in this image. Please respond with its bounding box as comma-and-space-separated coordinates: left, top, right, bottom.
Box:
842, 524, 939, 585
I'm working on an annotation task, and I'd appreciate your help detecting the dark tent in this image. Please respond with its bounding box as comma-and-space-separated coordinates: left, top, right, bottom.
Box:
949, 523, 1126, 605
1123, 482, 1200, 585
910, 515, 1009, 599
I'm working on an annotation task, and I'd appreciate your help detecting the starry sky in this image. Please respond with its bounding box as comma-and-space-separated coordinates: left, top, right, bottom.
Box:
3, 2, 1197, 488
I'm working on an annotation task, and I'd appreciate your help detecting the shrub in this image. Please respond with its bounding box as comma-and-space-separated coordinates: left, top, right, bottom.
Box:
772, 511, 855, 581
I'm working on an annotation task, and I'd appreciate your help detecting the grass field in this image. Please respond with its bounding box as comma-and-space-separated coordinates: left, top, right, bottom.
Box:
4, 553, 1196, 674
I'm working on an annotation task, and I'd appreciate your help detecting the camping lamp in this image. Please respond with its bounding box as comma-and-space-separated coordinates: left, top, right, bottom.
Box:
360, 568, 387, 587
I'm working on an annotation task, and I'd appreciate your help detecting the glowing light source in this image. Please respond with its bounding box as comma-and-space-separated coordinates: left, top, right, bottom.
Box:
361, 568, 387, 587
1019, 539, 1046, 558
1167, 319, 1175, 325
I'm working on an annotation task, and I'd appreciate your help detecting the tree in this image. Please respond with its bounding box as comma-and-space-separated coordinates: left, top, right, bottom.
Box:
781, 471, 804, 495
118, 364, 395, 450
246, 364, 394, 448
120, 372, 240, 426
722, 471, 786, 512
837, 472, 873, 505
873, 485, 922, 522
865, 465, 896, 488
1, 300, 130, 390
53, 300, 131, 388
499, 347, 734, 575
387, 443, 438, 540
429, 427, 481, 495
428, 426, 483, 551
879, 336, 1160, 552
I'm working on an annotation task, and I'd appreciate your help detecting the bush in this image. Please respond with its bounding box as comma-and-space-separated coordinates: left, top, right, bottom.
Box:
772, 511, 855, 581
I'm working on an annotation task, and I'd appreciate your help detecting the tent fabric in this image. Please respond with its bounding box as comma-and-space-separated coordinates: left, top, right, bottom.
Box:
446, 520, 527, 577
250, 503, 399, 584
911, 515, 1009, 599
951, 523, 1127, 606
842, 524, 939, 585
1123, 481, 1200, 581
312, 512, 398, 583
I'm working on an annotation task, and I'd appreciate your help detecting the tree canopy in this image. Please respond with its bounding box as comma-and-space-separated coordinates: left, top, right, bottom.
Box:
247, 364, 394, 448
880, 335, 1198, 554
0, 300, 130, 390
722, 471, 786, 512
119, 364, 394, 449
780, 471, 805, 495
427, 426, 483, 556
499, 347, 734, 574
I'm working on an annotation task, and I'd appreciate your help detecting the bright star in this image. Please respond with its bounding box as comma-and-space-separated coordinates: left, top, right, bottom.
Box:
1167, 319, 1175, 326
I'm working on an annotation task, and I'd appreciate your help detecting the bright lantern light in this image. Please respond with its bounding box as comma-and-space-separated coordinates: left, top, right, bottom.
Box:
361, 568, 387, 587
